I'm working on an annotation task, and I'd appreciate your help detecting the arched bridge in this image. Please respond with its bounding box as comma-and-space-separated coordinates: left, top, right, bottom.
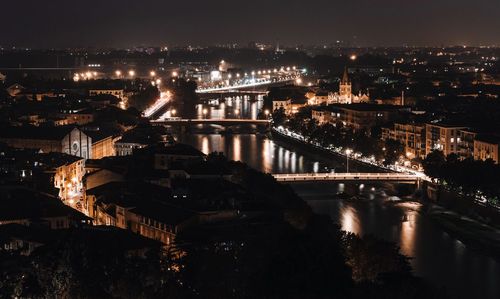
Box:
273, 173, 419, 183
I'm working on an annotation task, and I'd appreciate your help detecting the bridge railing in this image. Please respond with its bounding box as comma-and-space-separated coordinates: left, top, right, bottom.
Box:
272, 173, 419, 181
152, 118, 271, 124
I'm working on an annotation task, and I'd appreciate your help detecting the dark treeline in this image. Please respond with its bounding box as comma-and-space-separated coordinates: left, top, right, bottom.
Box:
423, 151, 500, 204
1, 153, 446, 298
273, 107, 405, 166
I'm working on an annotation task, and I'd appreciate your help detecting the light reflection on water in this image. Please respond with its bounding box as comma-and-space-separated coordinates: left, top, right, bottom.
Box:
340, 203, 362, 235
196, 95, 263, 120
303, 188, 500, 299
177, 134, 331, 174
177, 127, 500, 299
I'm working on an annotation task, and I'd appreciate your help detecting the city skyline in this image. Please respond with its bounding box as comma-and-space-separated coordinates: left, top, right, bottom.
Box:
2, 0, 500, 48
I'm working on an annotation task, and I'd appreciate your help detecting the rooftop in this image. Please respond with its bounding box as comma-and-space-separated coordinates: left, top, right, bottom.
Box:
0, 187, 90, 222
0, 125, 79, 141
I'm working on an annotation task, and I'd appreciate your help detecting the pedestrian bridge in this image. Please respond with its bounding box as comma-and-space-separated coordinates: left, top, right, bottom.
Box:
273, 173, 419, 183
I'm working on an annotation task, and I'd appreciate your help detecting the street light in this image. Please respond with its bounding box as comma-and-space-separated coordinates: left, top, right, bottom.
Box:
128, 70, 135, 77
202, 108, 208, 119
171, 109, 177, 116
264, 109, 270, 117
115, 70, 122, 77
150, 71, 156, 77
345, 149, 352, 173
234, 109, 240, 118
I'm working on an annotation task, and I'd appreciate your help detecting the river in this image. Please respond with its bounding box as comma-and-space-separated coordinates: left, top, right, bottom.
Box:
175, 98, 500, 299
177, 133, 500, 299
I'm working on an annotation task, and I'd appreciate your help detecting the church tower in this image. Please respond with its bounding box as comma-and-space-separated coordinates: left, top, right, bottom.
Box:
339, 67, 352, 103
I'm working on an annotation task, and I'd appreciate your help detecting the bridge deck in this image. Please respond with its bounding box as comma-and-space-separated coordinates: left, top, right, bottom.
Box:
273, 173, 419, 182
152, 119, 271, 125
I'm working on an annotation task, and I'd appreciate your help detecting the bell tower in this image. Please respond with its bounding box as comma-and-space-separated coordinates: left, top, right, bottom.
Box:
339, 67, 352, 103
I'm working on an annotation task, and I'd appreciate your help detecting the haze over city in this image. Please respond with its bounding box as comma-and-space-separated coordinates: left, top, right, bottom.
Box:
2, 0, 500, 47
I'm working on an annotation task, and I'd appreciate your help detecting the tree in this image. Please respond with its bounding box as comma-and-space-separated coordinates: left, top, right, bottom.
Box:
129, 84, 160, 111
271, 108, 286, 126
422, 150, 446, 180
341, 233, 412, 282
383, 139, 404, 166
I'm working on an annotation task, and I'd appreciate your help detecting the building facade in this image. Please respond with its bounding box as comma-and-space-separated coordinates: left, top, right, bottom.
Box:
425, 123, 467, 156
474, 135, 500, 163
312, 104, 403, 131
393, 123, 426, 160
0, 127, 92, 159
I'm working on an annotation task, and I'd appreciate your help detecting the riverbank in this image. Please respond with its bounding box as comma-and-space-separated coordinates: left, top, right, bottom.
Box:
270, 127, 500, 262
428, 205, 500, 260
270, 127, 392, 173
178, 131, 500, 299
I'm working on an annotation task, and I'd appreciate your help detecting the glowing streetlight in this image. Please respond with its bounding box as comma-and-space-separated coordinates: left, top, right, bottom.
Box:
128, 70, 135, 77
150, 71, 156, 77
234, 109, 240, 117
115, 70, 122, 77
172, 71, 178, 77
264, 109, 270, 117
171, 109, 177, 116
345, 149, 352, 173
350, 54, 357, 61
156, 78, 162, 85
202, 108, 208, 118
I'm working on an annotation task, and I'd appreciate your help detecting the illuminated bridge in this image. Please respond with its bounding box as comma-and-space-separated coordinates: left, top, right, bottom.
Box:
272, 173, 420, 183
196, 76, 297, 93
152, 118, 271, 126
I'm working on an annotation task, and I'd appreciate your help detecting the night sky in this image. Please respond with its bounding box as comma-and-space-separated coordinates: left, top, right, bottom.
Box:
2, 0, 500, 47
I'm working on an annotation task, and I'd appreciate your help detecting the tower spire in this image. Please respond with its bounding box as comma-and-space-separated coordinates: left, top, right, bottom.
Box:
342, 66, 349, 84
